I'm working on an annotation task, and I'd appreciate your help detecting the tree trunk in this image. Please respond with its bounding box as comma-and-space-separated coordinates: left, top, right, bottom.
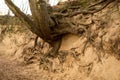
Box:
29, 0, 52, 43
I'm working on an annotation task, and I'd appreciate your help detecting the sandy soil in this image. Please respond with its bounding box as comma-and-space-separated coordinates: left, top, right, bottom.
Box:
0, 36, 120, 80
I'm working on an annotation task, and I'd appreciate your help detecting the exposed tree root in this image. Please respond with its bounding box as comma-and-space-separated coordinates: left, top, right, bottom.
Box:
5, 0, 119, 58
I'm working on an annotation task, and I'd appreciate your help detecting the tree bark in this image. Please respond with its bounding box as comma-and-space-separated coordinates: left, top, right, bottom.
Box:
29, 0, 52, 43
